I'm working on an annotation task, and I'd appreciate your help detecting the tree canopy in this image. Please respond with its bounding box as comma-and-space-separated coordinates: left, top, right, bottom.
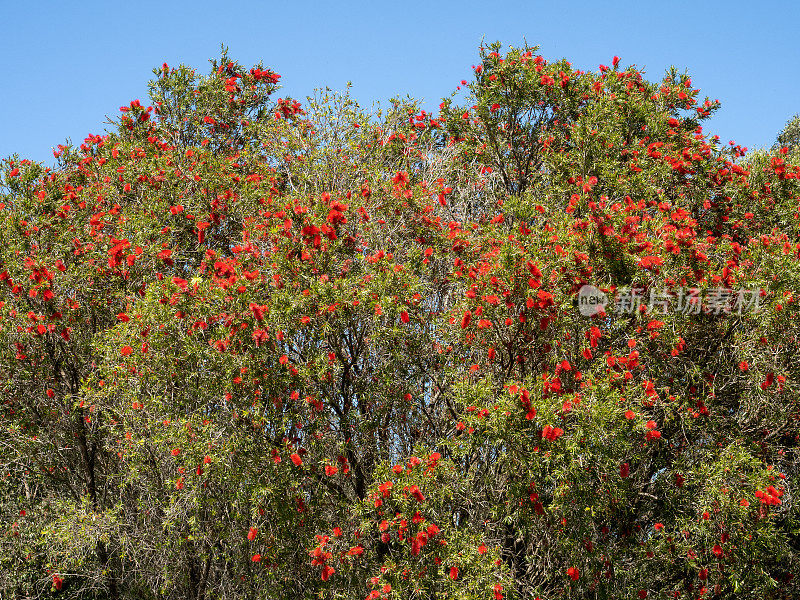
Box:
1, 43, 798, 599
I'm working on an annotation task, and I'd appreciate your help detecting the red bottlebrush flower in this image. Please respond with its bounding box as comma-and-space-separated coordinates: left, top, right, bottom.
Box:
712, 544, 723, 557
46, 389, 55, 398
620, 463, 630, 478
378, 481, 393, 497
639, 256, 663, 269
120, 345, 133, 356
400, 311, 410, 323
290, 453, 302, 467
654, 523, 663, 531
625, 410, 635, 420
175, 477, 184, 490
698, 568, 708, 580
567, 566, 580, 581
249, 303, 265, 321
325, 465, 338, 476
391, 171, 409, 186
427, 523, 440, 536
449, 566, 459, 580
494, 584, 504, 599
171, 448, 180, 456
461, 310, 472, 329
52, 574, 63, 590
638, 591, 648, 599
321, 565, 335, 581
248, 527, 258, 541
740, 498, 750, 507
542, 425, 564, 441
409, 485, 425, 503
251, 554, 261, 562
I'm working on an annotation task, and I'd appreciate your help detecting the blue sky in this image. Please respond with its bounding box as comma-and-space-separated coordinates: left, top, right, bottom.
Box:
3, 1, 799, 165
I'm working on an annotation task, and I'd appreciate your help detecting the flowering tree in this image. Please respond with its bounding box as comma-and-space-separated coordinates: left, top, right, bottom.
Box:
1, 43, 798, 599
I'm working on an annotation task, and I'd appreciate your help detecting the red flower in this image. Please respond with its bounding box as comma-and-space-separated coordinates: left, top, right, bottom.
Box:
408, 485, 425, 503
251, 554, 261, 562
542, 425, 564, 441
639, 256, 663, 269
567, 566, 580, 581
449, 566, 459, 580
248, 527, 258, 541
290, 453, 302, 467
620, 463, 630, 478
400, 311, 410, 323
321, 565, 335, 581
120, 345, 133, 356
461, 310, 472, 329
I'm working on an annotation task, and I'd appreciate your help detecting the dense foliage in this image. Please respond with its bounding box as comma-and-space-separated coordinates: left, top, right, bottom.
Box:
1, 43, 798, 599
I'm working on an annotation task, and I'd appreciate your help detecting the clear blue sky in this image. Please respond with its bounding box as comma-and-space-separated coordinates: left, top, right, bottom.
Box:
3, 1, 799, 166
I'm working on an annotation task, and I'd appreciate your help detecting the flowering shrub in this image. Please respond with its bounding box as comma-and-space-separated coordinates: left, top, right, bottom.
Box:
0, 43, 798, 599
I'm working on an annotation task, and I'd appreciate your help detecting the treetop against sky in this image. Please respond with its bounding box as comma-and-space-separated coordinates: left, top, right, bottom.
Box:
1, 39, 799, 599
